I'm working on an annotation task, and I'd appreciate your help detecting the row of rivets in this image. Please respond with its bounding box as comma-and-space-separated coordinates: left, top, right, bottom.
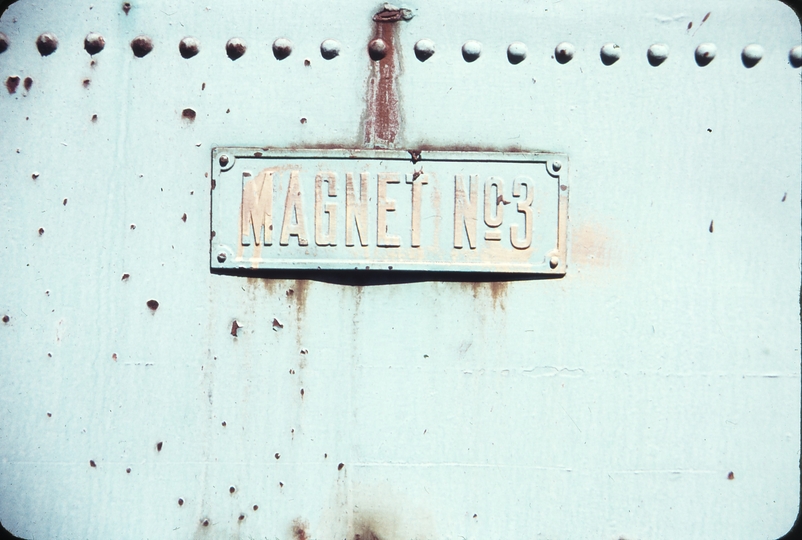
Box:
1, 32, 801, 68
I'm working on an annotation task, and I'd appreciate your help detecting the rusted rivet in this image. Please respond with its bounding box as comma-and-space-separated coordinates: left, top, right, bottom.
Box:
126, 467, 131, 473
147, 299, 159, 311
217, 253, 227, 263
219, 154, 229, 167
507, 42, 527, 64
229, 486, 236, 494
462, 40, 482, 62
549, 256, 560, 269
695, 43, 717, 67
36, 33, 58, 56
368, 38, 388, 61
2, 315, 9, 323
226, 38, 247, 60
320, 39, 340, 59
600, 43, 621, 65
0, 32, 9, 54
790, 45, 802, 68
253, 504, 258, 511
273, 38, 293, 60
554, 42, 575, 64
414, 39, 435, 61
131, 35, 153, 58
179, 37, 200, 59
742, 44, 764, 68
202, 519, 209, 527
647, 43, 669, 66
122, 2, 131, 14
84, 32, 105, 55
552, 161, 562, 172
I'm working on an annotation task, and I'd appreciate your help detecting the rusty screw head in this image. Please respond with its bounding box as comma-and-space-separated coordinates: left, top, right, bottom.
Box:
84, 32, 105, 55
554, 42, 575, 64
273, 38, 293, 60
368, 39, 388, 61
36, 33, 59, 56
131, 35, 154, 58
226, 38, 247, 60
179, 36, 200, 59
217, 253, 227, 263
320, 39, 340, 60
0, 32, 10, 54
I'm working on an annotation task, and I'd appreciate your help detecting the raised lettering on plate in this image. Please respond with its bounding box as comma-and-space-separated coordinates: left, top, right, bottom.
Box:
240, 170, 274, 246
377, 172, 401, 248
280, 171, 309, 246
314, 172, 337, 246
483, 176, 504, 241
454, 174, 478, 249
345, 172, 369, 247
511, 176, 533, 250
406, 172, 428, 248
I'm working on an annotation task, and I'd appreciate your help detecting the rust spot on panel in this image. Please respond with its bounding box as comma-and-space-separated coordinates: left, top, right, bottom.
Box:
112, 353, 117, 361
709, 220, 714, 233
337, 462, 344, 471
275, 452, 280, 459
121, 273, 130, 281
273, 318, 284, 330
63, 198, 68, 205
222, 421, 227, 427
782, 192, 787, 202
687, 21, 692, 31
178, 498, 184, 506
122, 2, 131, 14
202, 519, 209, 527
253, 504, 259, 511
91, 114, 98, 123
230, 486, 236, 494
300, 348, 308, 355
408, 150, 421, 163
130, 224, 136, 230
362, 7, 407, 149
6, 76, 19, 94
354, 518, 384, 540
300, 388, 305, 398
2, 315, 9, 323
239, 514, 245, 521
300, 117, 307, 124
231, 320, 241, 336
291, 280, 308, 320
83, 78, 90, 88
23, 77, 32, 91
279, 482, 284, 487
182, 108, 196, 122
727, 471, 734, 480
289, 369, 295, 374
126, 468, 131, 473
181, 213, 187, 222
488, 282, 508, 306
46, 412, 51, 417
38, 228, 45, 236
304, 59, 311, 67
156, 441, 163, 451
147, 299, 159, 311
702, 12, 711, 23
90, 460, 96, 467
292, 518, 310, 540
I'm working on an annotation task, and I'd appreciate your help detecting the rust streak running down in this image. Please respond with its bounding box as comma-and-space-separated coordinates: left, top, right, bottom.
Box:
363, 8, 407, 149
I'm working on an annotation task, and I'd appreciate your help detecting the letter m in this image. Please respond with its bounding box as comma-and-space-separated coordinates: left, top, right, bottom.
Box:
240, 169, 274, 246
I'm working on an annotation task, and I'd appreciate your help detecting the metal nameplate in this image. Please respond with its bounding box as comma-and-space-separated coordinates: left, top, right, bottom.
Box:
211, 149, 568, 274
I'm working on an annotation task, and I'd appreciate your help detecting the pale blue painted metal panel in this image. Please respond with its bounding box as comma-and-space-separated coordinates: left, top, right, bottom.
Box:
0, 1, 800, 539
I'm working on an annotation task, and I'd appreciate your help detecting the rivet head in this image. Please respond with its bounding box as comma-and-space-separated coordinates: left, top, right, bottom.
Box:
273, 38, 293, 60
320, 39, 340, 60
600, 43, 621, 65
647, 43, 669, 66
84, 32, 105, 55
462, 40, 482, 62
130, 35, 153, 58
217, 253, 227, 263
554, 42, 575, 64
552, 161, 562, 172
226, 38, 247, 61
36, 33, 59, 56
179, 37, 200, 59
695, 43, 717, 67
219, 154, 229, 167
507, 42, 527, 64
790, 45, 802, 68
742, 44, 764, 68
549, 256, 560, 269
414, 38, 435, 61
368, 38, 388, 60
0, 32, 9, 54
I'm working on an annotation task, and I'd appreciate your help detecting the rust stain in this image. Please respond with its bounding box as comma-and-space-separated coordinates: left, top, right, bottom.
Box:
709, 220, 714, 233
89, 460, 96, 467
156, 441, 163, 451
231, 320, 241, 337
146, 299, 159, 311
353, 517, 383, 540
122, 2, 131, 15
23, 77, 32, 92
245, 277, 281, 297
182, 108, 196, 122
362, 7, 406, 149
291, 279, 309, 319
571, 222, 611, 268
292, 518, 310, 540
727, 471, 734, 480
82, 78, 90, 88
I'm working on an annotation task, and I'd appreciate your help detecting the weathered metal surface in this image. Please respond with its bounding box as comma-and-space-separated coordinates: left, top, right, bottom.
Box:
0, 1, 800, 539
212, 149, 567, 273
